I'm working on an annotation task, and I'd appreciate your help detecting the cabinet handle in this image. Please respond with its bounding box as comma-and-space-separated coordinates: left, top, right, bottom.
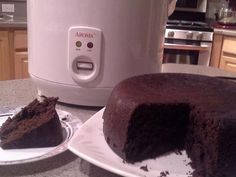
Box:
164, 43, 210, 51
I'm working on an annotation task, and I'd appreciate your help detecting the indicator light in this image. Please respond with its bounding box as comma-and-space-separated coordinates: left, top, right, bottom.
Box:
76, 41, 82, 47
87, 42, 94, 49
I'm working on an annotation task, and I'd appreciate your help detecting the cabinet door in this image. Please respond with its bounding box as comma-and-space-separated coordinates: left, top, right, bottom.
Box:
220, 53, 236, 73
222, 36, 236, 55
0, 31, 12, 80
220, 36, 236, 73
14, 30, 27, 50
14, 52, 29, 79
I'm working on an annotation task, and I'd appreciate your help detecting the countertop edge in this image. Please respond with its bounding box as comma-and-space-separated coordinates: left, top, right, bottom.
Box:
0, 17, 27, 28
214, 28, 236, 36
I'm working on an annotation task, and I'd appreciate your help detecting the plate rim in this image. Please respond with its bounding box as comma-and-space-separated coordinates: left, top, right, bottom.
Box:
68, 108, 193, 177
68, 108, 141, 177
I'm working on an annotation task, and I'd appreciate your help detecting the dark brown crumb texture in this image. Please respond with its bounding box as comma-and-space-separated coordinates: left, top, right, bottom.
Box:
0, 97, 63, 149
103, 73, 236, 177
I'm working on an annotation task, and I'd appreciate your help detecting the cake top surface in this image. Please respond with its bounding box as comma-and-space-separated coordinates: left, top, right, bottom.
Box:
106, 73, 236, 119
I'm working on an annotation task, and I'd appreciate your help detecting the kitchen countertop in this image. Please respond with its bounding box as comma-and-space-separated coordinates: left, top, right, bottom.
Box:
0, 16, 27, 28
0, 79, 120, 177
214, 27, 236, 36
0, 64, 236, 177
206, 19, 236, 37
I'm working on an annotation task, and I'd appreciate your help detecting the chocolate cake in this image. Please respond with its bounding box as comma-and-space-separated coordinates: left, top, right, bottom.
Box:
103, 73, 236, 177
0, 97, 63, 149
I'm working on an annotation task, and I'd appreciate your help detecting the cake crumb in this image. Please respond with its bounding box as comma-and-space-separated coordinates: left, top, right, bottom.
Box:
140, 165, 148, 171
61, 117, 67, 121
186, 162, 193, 166
157, 170, 169, 177
186, 170, 193, 177
175, 149, 182, 155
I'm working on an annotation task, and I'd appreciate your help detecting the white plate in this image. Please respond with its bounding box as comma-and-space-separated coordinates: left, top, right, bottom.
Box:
68, 108, 193, 177
0, 109, 82, 165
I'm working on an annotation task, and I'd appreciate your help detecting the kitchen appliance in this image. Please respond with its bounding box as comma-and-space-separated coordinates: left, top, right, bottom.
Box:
215, 7, 236, 25
27, 0, 175, 106
163, 0, 213, 66
175, 0, 207, 13
169, 0, 208, 21
163, 20, 213, 65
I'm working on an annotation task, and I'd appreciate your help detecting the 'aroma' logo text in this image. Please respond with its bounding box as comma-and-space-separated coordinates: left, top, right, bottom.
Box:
76, 32, 94, 38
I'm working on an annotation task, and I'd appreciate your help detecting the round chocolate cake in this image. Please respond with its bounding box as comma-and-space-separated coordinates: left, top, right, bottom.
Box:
103, 73, 236, 177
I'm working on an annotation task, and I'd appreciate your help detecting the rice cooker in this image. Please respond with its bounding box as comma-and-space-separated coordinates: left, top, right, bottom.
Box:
27, 0, 176, 106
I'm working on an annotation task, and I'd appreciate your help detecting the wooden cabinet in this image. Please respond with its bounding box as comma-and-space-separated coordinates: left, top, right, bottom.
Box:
210, 33, 223, 68
210, 33, 236, 73
219, 36, 236, 73
219, 55, 236, 73
14, 30, 29, 79
14, 51, 28, 79
0, 29, 28, 80
0, 31, 14, 80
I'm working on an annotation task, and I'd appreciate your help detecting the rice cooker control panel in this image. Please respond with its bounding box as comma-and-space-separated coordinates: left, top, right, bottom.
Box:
68, 26, 102, 83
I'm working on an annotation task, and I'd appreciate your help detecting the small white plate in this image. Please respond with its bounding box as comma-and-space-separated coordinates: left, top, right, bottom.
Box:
0, 109, 82, 165
68, 108, 193, 177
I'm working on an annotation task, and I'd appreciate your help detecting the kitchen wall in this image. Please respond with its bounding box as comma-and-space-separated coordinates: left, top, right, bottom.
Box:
207, 0, 229, 19
0, 0, 26, 17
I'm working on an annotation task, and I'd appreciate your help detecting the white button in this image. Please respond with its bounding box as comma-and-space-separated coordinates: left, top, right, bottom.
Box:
76, 62, 93, 70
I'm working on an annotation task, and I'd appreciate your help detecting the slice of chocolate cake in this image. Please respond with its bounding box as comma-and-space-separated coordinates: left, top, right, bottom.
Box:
0, 97, 63, 149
